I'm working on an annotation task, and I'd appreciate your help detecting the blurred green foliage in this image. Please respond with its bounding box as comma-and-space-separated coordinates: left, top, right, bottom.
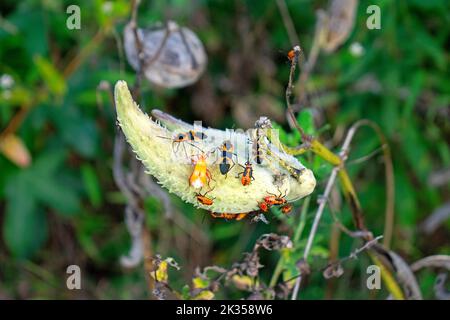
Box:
0, 0, 448, 299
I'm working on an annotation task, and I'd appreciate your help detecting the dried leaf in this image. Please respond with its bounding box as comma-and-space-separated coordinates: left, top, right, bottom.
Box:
241, 252, 263, 278
434, 273, 450, 300
323, 263, 344, 279
152, 282, 165, 300
411, 255, 450, 272
388, 250, 423, 300
373, 246, 423, 300
276, 283, 291, 299
251, 213, 269, 224
296, 259, 311, 276
322, 0, 358, 53
150, 255, 179, 284
165, 257, 180, 270
192, 276, 209, 290
247, 292, 265, 300
193, 290, 214, 300
257, 233, 293, 251
231, 275, 257, 291
153, 260, 168, 283
0, 134, 32, 168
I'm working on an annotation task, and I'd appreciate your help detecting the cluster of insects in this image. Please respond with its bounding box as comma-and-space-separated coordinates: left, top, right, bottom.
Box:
159, 127, 294, 222
258, 190, 292, 215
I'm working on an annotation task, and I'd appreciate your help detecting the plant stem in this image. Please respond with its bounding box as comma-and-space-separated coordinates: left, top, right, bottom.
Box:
293, 196, 311, 243
269, 196, 310, 288
291, 166, 339, 300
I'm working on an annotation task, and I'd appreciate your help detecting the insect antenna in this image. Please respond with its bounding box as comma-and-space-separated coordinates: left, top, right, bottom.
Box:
156, 134, 173, 140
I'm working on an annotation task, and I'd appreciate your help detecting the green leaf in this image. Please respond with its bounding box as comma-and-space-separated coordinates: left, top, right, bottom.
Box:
34, 55, 67, 97
31, 150, 66, 176
297, 109, 315, 135
32, 177, 80, 215
50, 106, 99, 158
281, 248, 302, 288
395, 168, 418, 226
22, 151, 80, 216
3, 175, 48, 259
9, 9, 48, 56
403, 72, 424, 118
309, 245, 329, 259
81, 164, 102, 208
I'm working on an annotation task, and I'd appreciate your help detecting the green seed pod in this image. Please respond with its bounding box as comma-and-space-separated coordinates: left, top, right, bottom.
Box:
114, 80, 316, 214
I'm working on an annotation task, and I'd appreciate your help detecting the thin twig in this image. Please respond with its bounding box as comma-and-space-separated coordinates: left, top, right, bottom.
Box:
63, 29, 105, 78
325, 222, 341, 298
290, 118, 388, 299
144, 23, 171, 69
347, 146, 384, 165
269, 196, 310, 288
285, 46, 308, 142
275, 0, 300, 46
340, 119, 395, 248
130, 0, 145, 97
410, 255, 450, 272
419, 202, 450, 235
290, 10, 327, 113
291, 165, 339, 300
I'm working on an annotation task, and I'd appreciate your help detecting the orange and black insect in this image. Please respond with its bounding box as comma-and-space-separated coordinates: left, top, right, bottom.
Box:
281, 204, 293, 215
287, 47, 301, 63
287, 49, 296, 62
189, 153, 213, 189
237, 161, 255, 186
195, 187, 215, 206
159, 130, 207, 155
210, 212, 248, 221
258, 201, 270, 213
218, 140, 236, 177
252, 128, 266, 165
264, 189, 287, 206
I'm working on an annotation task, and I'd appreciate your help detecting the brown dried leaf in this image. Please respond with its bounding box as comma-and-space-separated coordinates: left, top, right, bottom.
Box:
257, 233, 293, 251
0, 134, 32, 167
322, 0, 358, 53
323, 263, 344, 279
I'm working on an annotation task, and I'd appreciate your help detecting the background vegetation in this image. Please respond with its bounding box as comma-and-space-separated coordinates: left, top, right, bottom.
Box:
0, 0, 448, 299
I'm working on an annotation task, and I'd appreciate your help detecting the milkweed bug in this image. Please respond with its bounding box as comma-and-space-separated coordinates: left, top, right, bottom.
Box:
217, 140, 237, 177
158, 130, 207, 156
237, 161, 255, 186
263, 195, 287, 206
264, 189, 287, 206
252, 128, 266, 165
281, 204, 293, 215
287, 46, 301, 63
210, 212, 248, 221
258, 201, 270, 212
195, 188, 215, 206
189, 153, 213, 189
287, 49, 296, 62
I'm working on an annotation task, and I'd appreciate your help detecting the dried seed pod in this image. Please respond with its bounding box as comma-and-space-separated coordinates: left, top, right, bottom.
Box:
322, 0, 358, 53
124, 20, 207, 88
